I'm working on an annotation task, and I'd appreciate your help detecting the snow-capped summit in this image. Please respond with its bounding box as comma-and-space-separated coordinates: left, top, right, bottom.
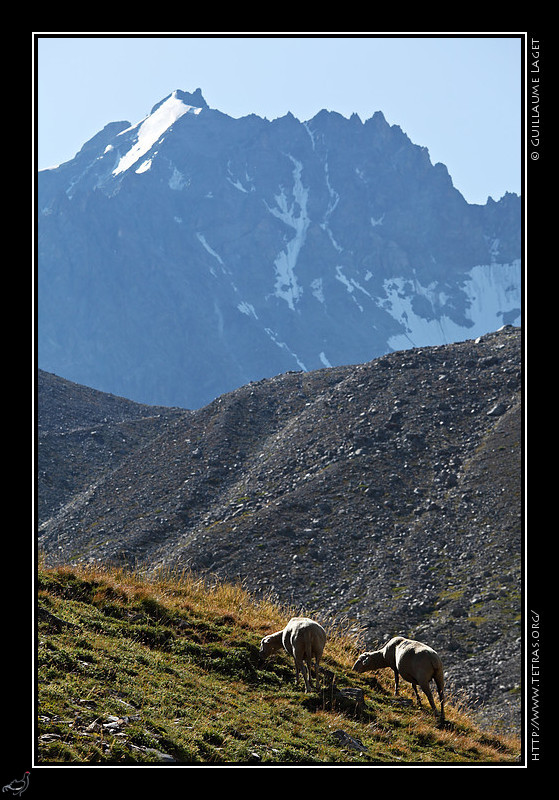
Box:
38, 90, 521, 409
112, 90, 204, 176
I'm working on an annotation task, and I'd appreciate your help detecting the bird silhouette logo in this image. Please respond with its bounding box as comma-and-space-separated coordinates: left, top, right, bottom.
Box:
2, 773, 30, 797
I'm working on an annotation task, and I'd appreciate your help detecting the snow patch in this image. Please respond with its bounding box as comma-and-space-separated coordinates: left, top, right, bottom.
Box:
113, 91, 202, 176
266, 156, 309, 311
303, 121, 316, 149
196, 233, 225, 265
383, 260, 521, 350
136, 159, 152, 174
311, 278, 325, 304
238, 301, 258, 319
335, 265, 354, 294
265, 328, 307, 370
169, 166, 188, 190
320, 161, 342, 253
228, 176, 248, 192
335, 265, 373, 312
227, 162, 254, 193
196, 232, 226, 277
488, 238, 501, 262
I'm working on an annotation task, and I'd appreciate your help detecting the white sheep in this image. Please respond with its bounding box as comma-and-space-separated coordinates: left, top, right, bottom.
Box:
259, 616, 327, 693
353, 635, 445, 723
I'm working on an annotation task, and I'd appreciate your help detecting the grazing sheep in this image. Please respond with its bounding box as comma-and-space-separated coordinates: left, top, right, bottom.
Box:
259, 616, 327, 693
353, 635, 445, 723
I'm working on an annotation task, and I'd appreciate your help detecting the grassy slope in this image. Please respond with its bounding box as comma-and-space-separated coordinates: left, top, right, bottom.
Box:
37, 560, 521, 765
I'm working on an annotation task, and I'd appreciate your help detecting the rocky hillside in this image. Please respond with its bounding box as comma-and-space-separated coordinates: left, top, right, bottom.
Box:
37, 370, 185, 525
37, 325, 522, 734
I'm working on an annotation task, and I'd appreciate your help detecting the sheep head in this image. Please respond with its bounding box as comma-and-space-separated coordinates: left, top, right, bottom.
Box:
352, 650, 386, 673
259, 632, 283, 660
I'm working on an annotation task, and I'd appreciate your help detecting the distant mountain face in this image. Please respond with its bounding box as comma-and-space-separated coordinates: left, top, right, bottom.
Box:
38, 89, 521, 409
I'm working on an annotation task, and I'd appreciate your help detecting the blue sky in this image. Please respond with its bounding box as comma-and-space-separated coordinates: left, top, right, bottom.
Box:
35, 34, 523, 205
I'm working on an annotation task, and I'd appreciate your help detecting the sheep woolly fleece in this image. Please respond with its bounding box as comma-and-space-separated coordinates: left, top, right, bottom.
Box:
353, 635, 445, 722
259, 616, 327, 693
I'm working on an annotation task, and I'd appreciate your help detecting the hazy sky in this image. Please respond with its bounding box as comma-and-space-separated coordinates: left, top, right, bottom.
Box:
35, 34, 523, 205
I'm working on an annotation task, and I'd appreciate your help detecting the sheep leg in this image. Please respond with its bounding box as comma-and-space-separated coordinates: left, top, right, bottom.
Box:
294, 659, 301, 689
301, 660, 311, 692
314, 656, 321, 689
305, 656, 314, 690
420, 681, 438, 715
392, 668, 400, 696
435, 679, 445, 723
295, 657, 311, 692
412, 682, 423, 706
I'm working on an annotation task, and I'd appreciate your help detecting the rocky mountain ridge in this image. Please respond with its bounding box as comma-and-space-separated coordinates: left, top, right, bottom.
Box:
38, 89, 521, 409
38, 325, 523, 734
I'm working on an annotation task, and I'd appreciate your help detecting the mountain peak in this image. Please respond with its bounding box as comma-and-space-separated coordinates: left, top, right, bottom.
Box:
113, 90, 204, 176
38, 91, 521, 409
150, 88, 208, 115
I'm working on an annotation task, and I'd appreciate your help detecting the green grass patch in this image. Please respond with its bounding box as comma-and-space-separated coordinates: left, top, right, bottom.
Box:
36, 558, 521, 764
